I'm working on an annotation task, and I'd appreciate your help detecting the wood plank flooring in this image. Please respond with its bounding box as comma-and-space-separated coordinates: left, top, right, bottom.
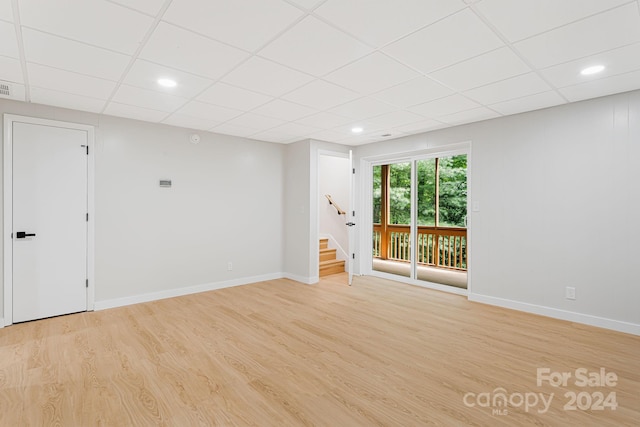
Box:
0, 274, 638, 426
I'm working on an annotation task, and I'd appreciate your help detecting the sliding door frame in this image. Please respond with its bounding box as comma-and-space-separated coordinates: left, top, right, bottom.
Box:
359, 142, 472, 296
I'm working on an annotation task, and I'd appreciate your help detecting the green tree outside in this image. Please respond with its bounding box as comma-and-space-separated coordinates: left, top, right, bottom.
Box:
373, 155, 467, 227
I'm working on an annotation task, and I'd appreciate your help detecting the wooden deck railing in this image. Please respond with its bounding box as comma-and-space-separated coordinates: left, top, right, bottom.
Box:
373, 224, 467, 270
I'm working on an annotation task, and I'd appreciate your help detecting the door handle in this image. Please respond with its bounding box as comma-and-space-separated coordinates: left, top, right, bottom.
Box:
346, 222, 356, 227
16, 231, 36, 239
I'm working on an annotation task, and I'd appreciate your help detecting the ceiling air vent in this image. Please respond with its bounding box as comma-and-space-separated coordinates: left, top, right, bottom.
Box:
0, 83, 10, 97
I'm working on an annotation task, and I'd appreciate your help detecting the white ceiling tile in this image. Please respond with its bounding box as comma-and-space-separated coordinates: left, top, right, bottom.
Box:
176, 100, 243, 122
436, 107, 500, 125
476, 0, 631, 42
384, 9, 503, 73
464, 73, 551, 105
540, 43, 640, 89
513, 4, 640, 69
123, 60, 213, 98
372, 77, 453, 108
0, 82, 25, 101
162, 113, 221, 131
164, 0, 303, 52
211, 123, 257, 137
22, 29, 130, 81
0, 20, 18, 57
0, 0, 13, 21
249, 130, 298, 144
282, 80, 359, 110
222, 56, 314, 97
197, 82, 272, 111
365, 110, 425, 128
559, 70, 640, 102
286, 0, 322, 9
315, 0, 465, 47
430, 47, 530, 91
28, 63, 117, 100
325, 52, 420, 95
109, 0, 165, 16
409, 94, 480, 118
112, 84, 188, 112
259, 16, 372, 76
393, 119, 446, 134
0, 56, 23, 83
225, 112, 286, 131
295, 111, 353, 128
19, 0, 152, 54
30, 87, 105, 112
308, 129, 349, 143
251, 99, 317, 121
140, 22, 249, 80
104, 101, 168, 122
268, 122, 320, 137
329, 97, 397, 120
490, 91, 567, 115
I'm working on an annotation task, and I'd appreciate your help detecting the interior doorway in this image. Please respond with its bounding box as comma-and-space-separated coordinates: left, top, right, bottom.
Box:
3, 115, 95, 325
317, 151, 351, 280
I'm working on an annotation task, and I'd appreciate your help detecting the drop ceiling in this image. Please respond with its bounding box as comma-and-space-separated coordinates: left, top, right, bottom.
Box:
1, 0, 639, 145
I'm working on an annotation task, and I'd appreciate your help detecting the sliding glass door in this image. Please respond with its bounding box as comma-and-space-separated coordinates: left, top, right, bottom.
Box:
372, 154, 468, 289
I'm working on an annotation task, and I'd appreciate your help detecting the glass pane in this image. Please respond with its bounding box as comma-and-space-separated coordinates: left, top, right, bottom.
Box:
417, 159, 436, 226
438, 155, 467, 228
373, 162, 411, 278
372, 165, 381, 224
388, 162, 411, 225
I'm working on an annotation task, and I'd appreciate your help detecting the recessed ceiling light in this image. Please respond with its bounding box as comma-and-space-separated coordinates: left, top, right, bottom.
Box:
580, 65, 605, 76
351, 127, 363, 134
157, 78, 177, 88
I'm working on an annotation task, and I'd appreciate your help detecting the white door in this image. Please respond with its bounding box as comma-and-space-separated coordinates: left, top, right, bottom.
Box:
12, 122, 88, 323
347, 150, 355, 285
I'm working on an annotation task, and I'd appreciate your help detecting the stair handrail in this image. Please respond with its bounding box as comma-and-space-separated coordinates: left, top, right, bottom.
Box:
324, 194, 346, 215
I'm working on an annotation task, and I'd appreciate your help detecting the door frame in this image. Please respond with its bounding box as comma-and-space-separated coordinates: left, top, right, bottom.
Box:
3, 114, 95, 326
358, 141, 472, 296
315, 147, 352, 282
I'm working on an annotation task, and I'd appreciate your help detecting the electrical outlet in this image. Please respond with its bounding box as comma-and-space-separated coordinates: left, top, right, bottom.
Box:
565, 287, 576, 300
227, 262, 233, 271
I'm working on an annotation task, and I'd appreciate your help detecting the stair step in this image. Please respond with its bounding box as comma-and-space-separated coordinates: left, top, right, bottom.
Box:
319, 248, 337, 262
319, 238, 329, 249
319, 259, 345, 277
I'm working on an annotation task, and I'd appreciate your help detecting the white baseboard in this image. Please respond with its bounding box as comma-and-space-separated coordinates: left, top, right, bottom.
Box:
95, 272, 285, 311
0, 318, 4, 328
469, 293, 640, 336
283, 273, 318, 285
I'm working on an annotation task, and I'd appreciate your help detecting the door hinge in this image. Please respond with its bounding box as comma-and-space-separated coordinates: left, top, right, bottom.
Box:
86, 279, 88, 288
86, 213, 89, 221
352, 168, 355, 174
352, 210, 355, 217
352, 253, 355, 259
81, 145, 89, 155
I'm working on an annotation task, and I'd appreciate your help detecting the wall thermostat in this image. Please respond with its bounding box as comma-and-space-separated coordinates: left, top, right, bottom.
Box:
190, 133, 200, 144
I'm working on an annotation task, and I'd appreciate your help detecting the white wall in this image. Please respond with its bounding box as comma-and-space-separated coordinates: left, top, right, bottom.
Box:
1, 99, 285, 314
283, 140, 314, 283
354, 90, 640, 334
318, 154, 349, 262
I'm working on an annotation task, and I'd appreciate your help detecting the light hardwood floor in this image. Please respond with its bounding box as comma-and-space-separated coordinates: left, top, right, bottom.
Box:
0, 274, 638, 426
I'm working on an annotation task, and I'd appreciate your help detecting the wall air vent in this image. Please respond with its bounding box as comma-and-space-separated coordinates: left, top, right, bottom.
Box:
0, 83, 10, 97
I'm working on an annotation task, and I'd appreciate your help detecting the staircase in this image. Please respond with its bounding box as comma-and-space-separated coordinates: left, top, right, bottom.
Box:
319, 238, 345, 277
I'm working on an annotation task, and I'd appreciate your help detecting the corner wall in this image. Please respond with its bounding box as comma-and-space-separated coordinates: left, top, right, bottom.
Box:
354, 90, 640, 334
